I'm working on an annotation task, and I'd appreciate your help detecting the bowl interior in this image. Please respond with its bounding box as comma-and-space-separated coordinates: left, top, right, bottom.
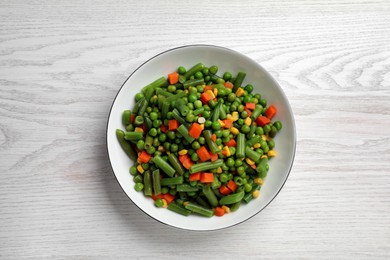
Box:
107, 45, 296, 231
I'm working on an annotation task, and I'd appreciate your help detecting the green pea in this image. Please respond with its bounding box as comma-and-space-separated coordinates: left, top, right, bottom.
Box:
241, 110, 249, 118
163, 142, 170, 151
263, 124, 271, 134
192, 141, 201, 150
209, 65, 218, 74
237, 118, 244, 125
149, 112, 158, 120
198, 136, 205, 145
194, 100, 202, 109
244, 183, 252, 192
129, 166, 138, 176
227, 93, 236, 103
260, 99, 267, 107
212, 121, 221, 130
187, 94, 197, 103
135, 93, 144, 102
203, 110, 211, 118
203, 105, 211, 111
237, 166, 245, 175
149, 128, 157, 137
161, 187, 169, 194
146, 107, 152, 114
134, 182, 144, 191
219, 173, 228, 183
136, 140, 145, 150
251, 97, 259, 104
223, 72, 232, 81
208, 100, 217, 109
235, 159, 243, 167
187, 103, 194, 110
226, 158, 235, 167
230, 104, 237, 111
205, 120, 212, 128
191, 153, 199, 162
167, 131, 175, 139
245, 84, 253, 93
222, 129, 230, 138
170, 144, 178, 152
214, 130, 223, 138
186, 113, 195, 123
194, 71, 203, 79
237, 104, 244, 112
197, 85, 204, 92
146, 146, 156, 154
152, 120, 161, 128
216, 138, 222, 146
241, 125, 250, 133
269, 126, 278, 138
274, 121, 283, 131
218, 89, 226, 97
268, 139, 275, 149
255, 127, 264, 135
202, 67, 209, 75
158, 133, 167, 142
167, 85, 176, 93
178, 66, 186, 74
142, 163, 149, 170
166, 111, 173, 119
215, 77, 225, 84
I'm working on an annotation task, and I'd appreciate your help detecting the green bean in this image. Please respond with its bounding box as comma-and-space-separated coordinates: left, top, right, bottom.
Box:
177, 125, 195, 143
172, 108, 190, 128
164, 91, 187, 104
168, 153, 185, 176
203, 130, 221, 154
210, 103, 220, 121
167, 201, 191, 216
152, 169, 161, 195
122, 110, 131, 126
116, 129, 137, 160
245, 146, 261, 162
184, 201, 214, 217
156, 88, 173, 97
161, 101, 170, 119
152, 155, 176, 177
248, 124, 257, 138
132, 97, 145, 115
256, 157, 268, 178
144, 134, 154, 150
193, 107, 205, 116
230, 201, 241, 212
211, 173, 221, 189
160, 176, 184, 186
219, 103, 227, 120
251, 105, 263, 120
134, 115, 144, 126
157, 95, 166, 110
143, 171, 152, 196
142, 116, 152, 131
246, 135, 261, 147
183, 78, 205, 88
175, 98, 189, 116
138, 99, 148, 116
202, 185, 218, 207
232, 72, 246, 92
196, 196, 211, 209
189, 159, 223, 173
219, 191, 245, 205
184, 63, 205, 80
176, 184, 198, 192
236, 133, 246, 158
142, 77, 168, 99
243, 184, 260, 203
124, 131, 143, 142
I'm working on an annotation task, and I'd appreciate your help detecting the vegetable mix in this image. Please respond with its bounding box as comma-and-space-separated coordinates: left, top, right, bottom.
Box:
116, 63, 282, 217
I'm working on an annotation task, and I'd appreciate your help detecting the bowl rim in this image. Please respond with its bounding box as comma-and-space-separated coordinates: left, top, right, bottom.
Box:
106, 44, 296, 231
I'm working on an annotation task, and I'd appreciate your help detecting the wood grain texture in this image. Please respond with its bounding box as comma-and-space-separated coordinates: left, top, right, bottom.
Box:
1, 0, 389, 259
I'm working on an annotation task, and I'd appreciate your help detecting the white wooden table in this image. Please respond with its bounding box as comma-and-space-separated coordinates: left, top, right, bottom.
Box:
1, 1, 389, 259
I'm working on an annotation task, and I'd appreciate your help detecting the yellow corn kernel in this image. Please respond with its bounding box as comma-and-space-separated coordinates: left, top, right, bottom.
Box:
134, 127, 144, 133
205, 89, 215, 99
184, 89, 189, 94
252, 190, 260, 199
166, 151, 171, 155
268, 150, 277, 157
218, 119, 225, 127
213, 88, 218, 96
236, 87, 245, 97
199, 124, 205, 130
244, 117, 252, 126
246, 158, 255, 166
253, 143, 261, 149
222, 205, 230, 213
161, 199, 168, 208
226, 114, 233, 120
178, 149, 188, 156
254, 178, 264, 185
260, 155, 268, 159
137, 164, 144, 174
182, 201, 189, 207
230, 127, 239, 135
137, 158, 142, 164
216, 167, 223, 174
158, 146, 165, 152
262, 134, 271, 141
231, 111, 239, 121
222, 146, 231, 157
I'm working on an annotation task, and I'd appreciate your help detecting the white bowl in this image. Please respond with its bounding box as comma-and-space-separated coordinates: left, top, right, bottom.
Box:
106, 45, 296, 231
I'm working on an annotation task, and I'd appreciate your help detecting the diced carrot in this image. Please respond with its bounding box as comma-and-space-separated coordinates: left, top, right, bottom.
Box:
204, 85, 213, 92
189, 172, 201, 182
141, 123, 147, 132
151, 193, 165, 201
214, 207, 225, 217
219, 185, 232, 195
168, 119, 179, 130
138, 150, 151, 163
160, 124, 168, 133
211, 134, 217, 142
188, 123, 203, 139
256, 116, 271, 127
225, 139, 236, 147
251, 164, 257, 170
200, 173, 214, 183
179, 154, 194, 169
265, 105, 277, 119
227, 180, 237, 192
209, 151, 219, 162
197, 146, 211, 162
200, 90, 215, 104
163, 193, 175, 204
224, 81, 234, 89
245, 103, 256, 110
245, 109, 252, 117
130, 114, 135, 124
168, 72, 179, 84
222, 119, 233, 129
